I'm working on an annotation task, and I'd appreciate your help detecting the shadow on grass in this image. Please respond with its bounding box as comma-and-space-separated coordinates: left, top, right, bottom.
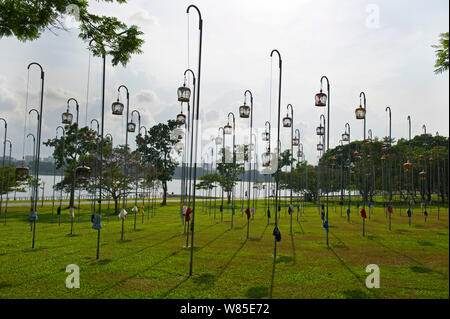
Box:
192, 273, 216, 286
329, 247, 379, 299
296, 220, 305, 235
410, 266, 433, 273
215, 240, 247, 280
94, 249, 183, 298
369, 238, 448, 279
0, 282, 12, 289
246, 286, 269, 299
329, 232, 349, 250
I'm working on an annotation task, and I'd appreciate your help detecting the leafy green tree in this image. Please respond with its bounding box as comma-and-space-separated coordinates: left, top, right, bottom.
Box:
0, 167, 29, 195
0, 0, 144, 66
44, 124, 98, 208
432, 32, 449, 74
196, 173, 220, 193
217, 146, 243, 204
136, 120, 178, 206
87, 144, 144, 214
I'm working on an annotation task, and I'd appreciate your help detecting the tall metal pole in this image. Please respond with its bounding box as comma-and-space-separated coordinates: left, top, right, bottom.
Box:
270, 49, 282, 271
227, 112, 236, 230
131, 110, 141, 231
407, 115, 412, 226
243, 90, 253, 239
117, 85, 130, 209
27, 62, 44, 249
0, 118, 7, 220
187, 4, 203, 277
3, 139, 12, 224
358, 92, 367, 236
385, 107, 392, 230
344, 123, 351, 222
286, 104, 294, 234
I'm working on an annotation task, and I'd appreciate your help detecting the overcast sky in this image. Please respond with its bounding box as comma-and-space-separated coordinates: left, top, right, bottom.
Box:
0, 0, 448, 165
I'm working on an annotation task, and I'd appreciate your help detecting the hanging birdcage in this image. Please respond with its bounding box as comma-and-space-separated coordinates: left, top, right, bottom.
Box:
419, 170, 426, 180
381, 155, 387, 161
331, 157, 337, 164
262, 152, 271, 167
355, 107, 366, 120
177, 85, 191, 103
76, 165, 91, 182
403, 162, 413, 172
239, 104, 250, 118
127, 122, 136, 133
316, 125, 325, 136
224, 124, 232, 135
282, 116, 292, 128
15, 166, 30, 181
174, 141, 184, 152
353, 151, 359, 157
429, 157, 434, 163
87, 129, 96, 140
297, 149, 303, 158
292, 136, 299, 146
112, 100, 124, 115
419, 154, 424, 160
61, 111, 73, 125
342, 133, 350, 142
176, 112, 186, 125
315, 92, 327, 107
171, 128, 184, 141
317, 143, 324, 151
215, 136, 223, 145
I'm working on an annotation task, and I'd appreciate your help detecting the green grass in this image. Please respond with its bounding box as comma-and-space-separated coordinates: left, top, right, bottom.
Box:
0, 199, 448, 299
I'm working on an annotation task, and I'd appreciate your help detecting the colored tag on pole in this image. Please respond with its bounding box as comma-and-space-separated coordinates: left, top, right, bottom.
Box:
267, 208, 271, 219
346, 208, 351, 217
387, 204, 393, 214
185, 207, 192, 222
321, 210, 325, 221
29, 211, 38, 222
424, 210, 428, 217
273, 226, 281, 242
91, 213, 95, 223
322, 220, 329, 233
407, 208, 412, 218
92, 214, 102, 230
245, 208, 251, 220
360, 208, 367, 219
118, 208, 128, 219
288, 205, 294, 215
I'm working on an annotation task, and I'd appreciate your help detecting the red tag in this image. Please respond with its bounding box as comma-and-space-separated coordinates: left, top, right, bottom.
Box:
245, 208, 251, 220
185, 207, 192, 222
360, 208, 367, 219
387, 205, 393, 214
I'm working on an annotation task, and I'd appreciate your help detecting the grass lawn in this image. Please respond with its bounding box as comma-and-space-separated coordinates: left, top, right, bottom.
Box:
0, 199, 448, 299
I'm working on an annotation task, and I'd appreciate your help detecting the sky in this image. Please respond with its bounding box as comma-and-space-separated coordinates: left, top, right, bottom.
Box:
0, 0, 448, 165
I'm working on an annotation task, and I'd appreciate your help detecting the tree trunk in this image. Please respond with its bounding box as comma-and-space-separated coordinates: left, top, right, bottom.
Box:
114, 196, 119, 214
161, 181, 167, 206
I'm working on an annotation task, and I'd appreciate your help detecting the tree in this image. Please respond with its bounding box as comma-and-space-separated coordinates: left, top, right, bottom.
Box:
432, 32, 449, 74
196, 173, 220, 193
44, 124, 98, 208
0, 0, 144, 66
0, 167, 29, 195
217, 146, 243, 204
87, 144, 144, 214
136, 120, 178, 206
